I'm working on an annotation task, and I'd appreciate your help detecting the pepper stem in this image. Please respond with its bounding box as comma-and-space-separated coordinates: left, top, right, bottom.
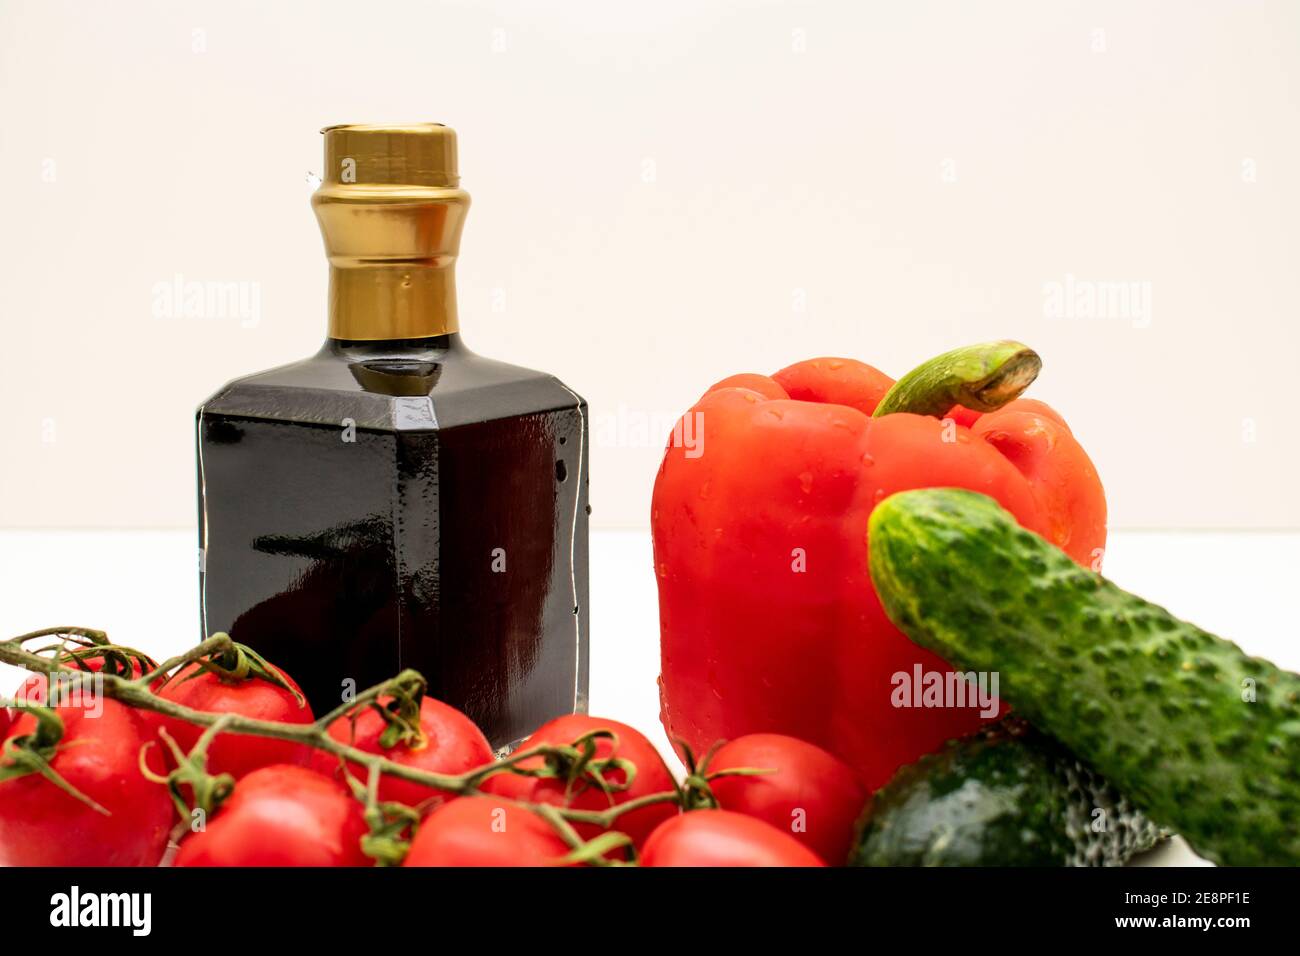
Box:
872, 340, 1041, 418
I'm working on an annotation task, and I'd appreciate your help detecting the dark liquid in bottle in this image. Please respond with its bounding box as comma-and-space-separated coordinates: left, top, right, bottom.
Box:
197, 335, 589, 749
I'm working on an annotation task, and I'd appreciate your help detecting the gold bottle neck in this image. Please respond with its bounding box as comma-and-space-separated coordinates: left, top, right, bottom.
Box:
312, 125, 468, 341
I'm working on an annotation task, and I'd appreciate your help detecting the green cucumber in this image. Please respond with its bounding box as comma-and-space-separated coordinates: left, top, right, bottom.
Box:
868, 487, 1300, 866
852, 717, 1165, 866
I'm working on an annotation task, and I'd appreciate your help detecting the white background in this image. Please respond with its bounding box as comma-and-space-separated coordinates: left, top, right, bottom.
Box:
1, 0, 1299, 529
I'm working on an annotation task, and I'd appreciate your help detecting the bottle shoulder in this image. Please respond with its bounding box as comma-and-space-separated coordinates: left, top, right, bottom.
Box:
198, 344, 585, 432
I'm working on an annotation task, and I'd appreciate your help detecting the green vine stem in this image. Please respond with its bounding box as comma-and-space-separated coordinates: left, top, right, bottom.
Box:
872, 340, 1042, 419
352, 763, 424, 867
0, 628, 690, 834
537, 804, 636, 867
138, 720, 238, 822
4, 631, 559, 794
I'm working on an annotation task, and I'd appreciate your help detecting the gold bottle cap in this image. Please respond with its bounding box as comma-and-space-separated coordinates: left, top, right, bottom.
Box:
320, 123, 459, 188
313, 124, 470, 340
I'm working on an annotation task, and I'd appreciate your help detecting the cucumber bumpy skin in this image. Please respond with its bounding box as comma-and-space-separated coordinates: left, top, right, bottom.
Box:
868, 488, 1300, 866
852, 717, 1165, 867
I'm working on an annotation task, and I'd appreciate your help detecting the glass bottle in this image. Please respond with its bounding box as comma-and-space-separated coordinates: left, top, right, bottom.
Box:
196, 124, 589, 750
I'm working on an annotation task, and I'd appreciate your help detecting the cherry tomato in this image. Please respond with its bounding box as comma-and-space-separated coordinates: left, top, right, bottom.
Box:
402, 795, 575, 867
481, 715, 678, 849
175, 764, 369, 866
0, 700, 173, 866
640, 810, 826, 867
156, 659, 314, 777
310, 695, 493, 808
706, 733, 867, 864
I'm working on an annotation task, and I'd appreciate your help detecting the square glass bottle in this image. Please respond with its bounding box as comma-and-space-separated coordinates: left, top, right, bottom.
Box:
196, 124, 589, 750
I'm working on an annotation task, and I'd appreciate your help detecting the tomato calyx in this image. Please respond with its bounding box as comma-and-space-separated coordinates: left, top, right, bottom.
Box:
327, 671, 431, 754
676, 739, 775, 812
35, 642, 158, 682
19, 629, 159, 701
359, 799, 420, 867
140, 718, 237, 822
158, 635, 306, 707
0, 701, 109, 814
339, 763, 423, 867
510, 728, 639, 804
370, 677, 429, 751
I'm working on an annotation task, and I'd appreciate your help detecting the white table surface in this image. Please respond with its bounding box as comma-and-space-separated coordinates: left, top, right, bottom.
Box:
5, 527, 1297, 866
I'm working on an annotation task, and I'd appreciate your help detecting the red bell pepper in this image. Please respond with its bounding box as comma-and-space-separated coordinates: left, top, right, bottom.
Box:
652, 341, 1106, 790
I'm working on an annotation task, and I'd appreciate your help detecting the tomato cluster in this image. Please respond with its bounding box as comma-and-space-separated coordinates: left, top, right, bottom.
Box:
0, 643, 868, 867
